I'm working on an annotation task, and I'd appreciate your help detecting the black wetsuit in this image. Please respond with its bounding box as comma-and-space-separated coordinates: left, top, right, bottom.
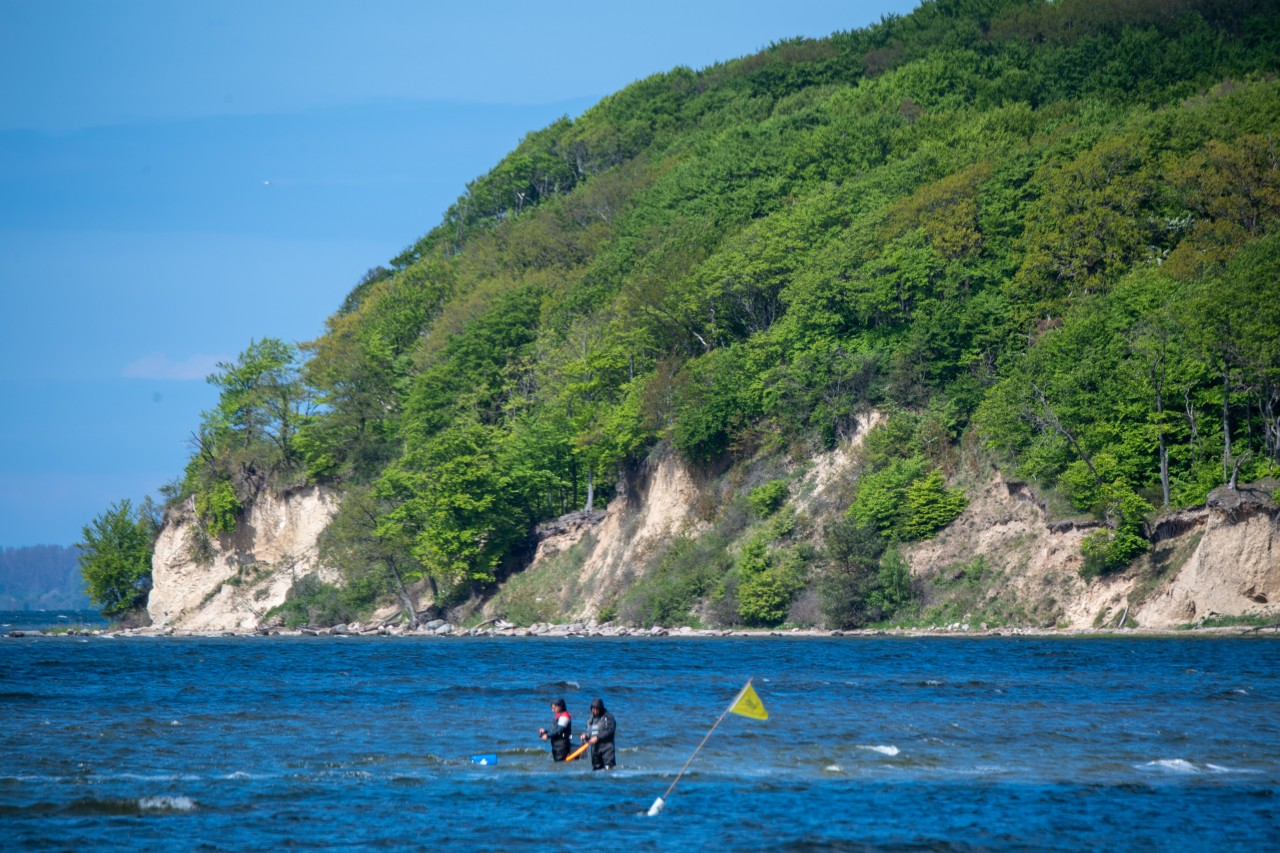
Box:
545, 712, 573, 761
585, 711, 616, 770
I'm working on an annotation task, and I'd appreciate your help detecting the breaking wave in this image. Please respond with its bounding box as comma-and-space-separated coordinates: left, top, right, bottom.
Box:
1139, 759, 1238, 774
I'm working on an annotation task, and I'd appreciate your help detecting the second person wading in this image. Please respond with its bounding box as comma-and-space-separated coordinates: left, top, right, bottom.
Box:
582, 697, 616, 770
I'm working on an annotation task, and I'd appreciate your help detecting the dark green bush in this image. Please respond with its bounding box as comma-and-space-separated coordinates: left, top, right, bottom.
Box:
1080, 529, 1150, 580
849, 457, 966, 541
901, 469, 968, 539
270, 572, 381, 628
736, 539, 806, 627
820, 518, 885, 629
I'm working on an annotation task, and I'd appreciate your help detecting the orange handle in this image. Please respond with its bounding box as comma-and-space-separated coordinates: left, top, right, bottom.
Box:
565, 741, 591, 762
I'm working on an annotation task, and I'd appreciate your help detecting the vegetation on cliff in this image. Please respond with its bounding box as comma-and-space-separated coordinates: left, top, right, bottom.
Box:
89, 0, 1280, 627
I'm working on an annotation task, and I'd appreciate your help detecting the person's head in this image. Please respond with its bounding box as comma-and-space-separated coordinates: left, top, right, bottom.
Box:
590, 697, 606, 716
551, 699, 566, 714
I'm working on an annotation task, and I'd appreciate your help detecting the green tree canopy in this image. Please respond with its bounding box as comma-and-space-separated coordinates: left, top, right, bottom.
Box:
78, 499, 157, 618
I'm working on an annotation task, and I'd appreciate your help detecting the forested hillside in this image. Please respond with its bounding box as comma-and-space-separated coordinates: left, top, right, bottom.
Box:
111, 0, 1280, 628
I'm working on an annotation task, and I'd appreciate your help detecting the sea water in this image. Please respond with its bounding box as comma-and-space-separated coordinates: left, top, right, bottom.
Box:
2, 635, 1277, 851
0, 610, 107, 633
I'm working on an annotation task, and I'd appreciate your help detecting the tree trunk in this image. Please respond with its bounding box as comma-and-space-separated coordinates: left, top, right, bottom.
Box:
1223, 364, 1232, 484
1154, 373, 1170, 510
585, 468, 595, 513
1229, 453, 1248, 490
1184, 388, 1199, 464
1265, 385, 1279, 472
1031, 383, 1100, 483
1159, 433, 1170, 509
386, 560, 420, 629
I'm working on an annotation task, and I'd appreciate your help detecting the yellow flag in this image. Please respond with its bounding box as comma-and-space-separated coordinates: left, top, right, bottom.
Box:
728, 680, 768, 720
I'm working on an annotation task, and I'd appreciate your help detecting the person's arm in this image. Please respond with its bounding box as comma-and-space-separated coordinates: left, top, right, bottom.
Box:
547, 713, 571, 739
540, 713, 568, 740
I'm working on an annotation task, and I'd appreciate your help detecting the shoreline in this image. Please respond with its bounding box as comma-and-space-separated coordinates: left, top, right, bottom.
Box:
8, 622, 1279, 639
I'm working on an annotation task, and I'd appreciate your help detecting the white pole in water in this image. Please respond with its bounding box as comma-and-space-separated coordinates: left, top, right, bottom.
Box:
646, 679, 757, 817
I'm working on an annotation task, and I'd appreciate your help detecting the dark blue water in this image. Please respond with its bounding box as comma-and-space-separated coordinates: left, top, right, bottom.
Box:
0, 610, 106, 632
2, 636, 1277, 851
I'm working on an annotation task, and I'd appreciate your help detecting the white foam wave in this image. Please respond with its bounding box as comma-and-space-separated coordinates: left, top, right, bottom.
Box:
1198, 763, 1259, 775
824, 764, 843, 773
1141, 759, 1200, 774
971, 764, 1010, 774
119, 773, 201, 782
138, 795, 196, 811
857, 745, 900, 756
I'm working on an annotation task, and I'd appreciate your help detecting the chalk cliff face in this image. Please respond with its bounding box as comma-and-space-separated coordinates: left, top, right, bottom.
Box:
533, 413, 889, 622
148, 486, 340, 632
151, 447, 1278, 632
873, 469, 1278, 629
1133, 484, 1278, 628
517, 443, 1279, 630
568, 452, 708, 619
903, 471, 1097, 627
898, 473, 1280, 628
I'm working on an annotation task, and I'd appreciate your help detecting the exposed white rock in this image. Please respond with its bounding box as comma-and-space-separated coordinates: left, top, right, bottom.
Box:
905, 470, 1096, 627
531, 510, 606, 563
148, 485, 340, 632
569, 451, 706, 618
905, 473, 1280, 630
1136, 488, 1279, 628
792, 411, 885, 516
152, 431, 1279, 634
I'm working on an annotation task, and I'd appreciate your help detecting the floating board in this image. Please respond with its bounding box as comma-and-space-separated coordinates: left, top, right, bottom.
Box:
565, 742, 590, 762
470, 754, 498, 765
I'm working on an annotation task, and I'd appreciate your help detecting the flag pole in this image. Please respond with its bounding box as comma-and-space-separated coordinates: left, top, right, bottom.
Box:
647, 678, 755, 817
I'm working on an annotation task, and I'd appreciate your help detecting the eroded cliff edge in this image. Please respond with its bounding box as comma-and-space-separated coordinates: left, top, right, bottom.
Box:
148, 447, 1278, 634
148, 485, 339, 632
502, 442, 1278, 631
904, 473, 1278, 629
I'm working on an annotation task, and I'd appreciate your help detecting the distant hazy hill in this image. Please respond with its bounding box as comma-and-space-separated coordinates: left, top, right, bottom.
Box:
0, 545, 90, 610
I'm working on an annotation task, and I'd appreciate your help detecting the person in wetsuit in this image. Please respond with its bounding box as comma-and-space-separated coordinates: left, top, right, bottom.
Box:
580, 697, 616, 770
538, 698, 572, 761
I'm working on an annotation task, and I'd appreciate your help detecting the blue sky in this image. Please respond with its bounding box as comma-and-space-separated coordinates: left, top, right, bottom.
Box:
0, 0, 918, 548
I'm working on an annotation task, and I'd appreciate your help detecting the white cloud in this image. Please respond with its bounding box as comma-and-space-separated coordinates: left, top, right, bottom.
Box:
122, 352, 224, 381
